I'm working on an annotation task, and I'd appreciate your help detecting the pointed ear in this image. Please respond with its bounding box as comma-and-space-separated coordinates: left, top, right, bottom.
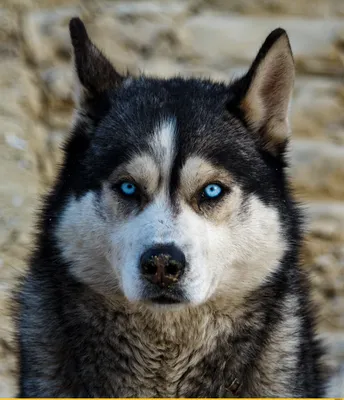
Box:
233, 28, 295, 156
69, 17, 123, 108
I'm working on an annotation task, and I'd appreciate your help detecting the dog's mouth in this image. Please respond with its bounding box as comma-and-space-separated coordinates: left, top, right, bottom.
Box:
141, 286, 188, 308
149, 295, 182, 305
143, 289, 189, 307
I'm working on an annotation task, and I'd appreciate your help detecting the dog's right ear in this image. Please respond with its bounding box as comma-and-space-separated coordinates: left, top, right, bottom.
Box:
69, 17, 123, 110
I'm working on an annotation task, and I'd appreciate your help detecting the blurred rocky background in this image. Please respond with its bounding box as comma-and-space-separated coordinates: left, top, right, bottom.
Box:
0, 0, 344, 396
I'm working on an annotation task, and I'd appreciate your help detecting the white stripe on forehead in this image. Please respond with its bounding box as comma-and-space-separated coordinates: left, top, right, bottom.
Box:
150, 117, 176, 182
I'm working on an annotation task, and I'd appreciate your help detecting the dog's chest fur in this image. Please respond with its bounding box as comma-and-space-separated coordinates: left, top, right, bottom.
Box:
20, 273, 323, 397
72, 298, 235, 397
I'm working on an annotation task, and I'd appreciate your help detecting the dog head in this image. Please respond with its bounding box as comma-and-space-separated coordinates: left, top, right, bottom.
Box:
55, 18, 296, 309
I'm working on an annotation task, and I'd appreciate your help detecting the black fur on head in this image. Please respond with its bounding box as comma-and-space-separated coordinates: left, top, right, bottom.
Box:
55, 19, 299, 238
65, 20, 294, 202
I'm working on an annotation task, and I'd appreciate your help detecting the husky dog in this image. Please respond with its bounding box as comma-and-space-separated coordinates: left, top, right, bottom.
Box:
17, 18, 326, 397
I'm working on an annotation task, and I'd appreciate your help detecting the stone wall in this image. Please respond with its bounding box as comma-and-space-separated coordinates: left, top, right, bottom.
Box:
0, 0, 343, 396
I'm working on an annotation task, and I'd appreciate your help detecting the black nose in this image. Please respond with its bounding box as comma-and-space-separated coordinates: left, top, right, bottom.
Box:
140, 244, 186, 288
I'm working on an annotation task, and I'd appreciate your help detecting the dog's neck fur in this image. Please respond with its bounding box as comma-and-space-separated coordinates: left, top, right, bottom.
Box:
55, 253, 295, 397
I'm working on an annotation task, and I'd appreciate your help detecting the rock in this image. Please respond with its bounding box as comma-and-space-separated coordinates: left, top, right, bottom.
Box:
0, 8, 19, 59
319, 331, 344, 396
201, 0, 344, 17
0, 252, 24, 399
303, 244, 344, 331
89, 13, 179, 65
327, 331, 344, 360
47, 108, 73, 130
0, 58, 43, 121
0, 117, 39, 207
291, 77, 344, 142
178, 15, 344, 75
290, 140, 344, 198
0, 61, 29, 120
322, 331, 344, 396
306, 202, 344, 241
22, 7, 80, 65
327, 363, 344, 396
88, 1, 190, 62
48, 129, 67, 165
40, 65, 74, 107
0, 8, 18, 41
97, 17, 175, 55
137, 57, 186, 78
21, 68, 43, 118
85, 17, 140, 74
137, 57, 233, 81
29, 123, 59, 184
102, 1, 190, 23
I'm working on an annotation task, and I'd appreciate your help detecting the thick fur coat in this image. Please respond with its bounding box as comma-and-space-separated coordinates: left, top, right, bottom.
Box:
16, 18, 326, 397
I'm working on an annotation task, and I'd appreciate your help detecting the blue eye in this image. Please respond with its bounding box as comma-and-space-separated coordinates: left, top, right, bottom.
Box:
120, 182, 137, 196
203, 183, 223, 199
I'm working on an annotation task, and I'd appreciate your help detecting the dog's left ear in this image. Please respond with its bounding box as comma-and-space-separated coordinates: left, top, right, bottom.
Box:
69, 17, 123, 109
232, 28, 294, 156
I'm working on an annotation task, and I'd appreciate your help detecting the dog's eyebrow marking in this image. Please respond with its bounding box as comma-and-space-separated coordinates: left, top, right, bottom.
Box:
109, 154, 160, 196
150, 117, 176, 184
180, 156, 233, 199
108, 118, 176, 197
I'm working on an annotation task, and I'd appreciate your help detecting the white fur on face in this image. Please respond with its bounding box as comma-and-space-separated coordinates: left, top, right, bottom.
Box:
111, 118, 177, 301
55, 192, 118, 295
150, 118, 176, 181
112, 194, 177, 301
56, 124, 287, 307
175, 189, 288, 304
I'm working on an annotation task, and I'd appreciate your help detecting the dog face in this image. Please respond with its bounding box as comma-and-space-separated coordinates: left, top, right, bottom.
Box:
55, 19, 295, 308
